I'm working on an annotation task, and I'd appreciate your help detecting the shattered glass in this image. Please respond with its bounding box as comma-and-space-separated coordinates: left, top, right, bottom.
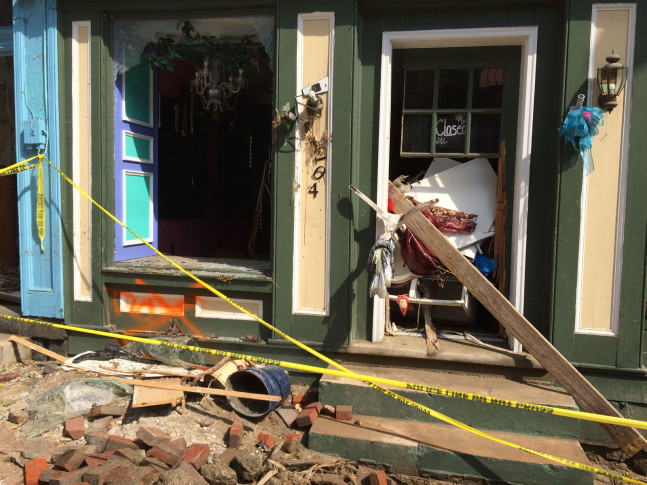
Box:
22, 379, 132, 438
112, 15, 275, 80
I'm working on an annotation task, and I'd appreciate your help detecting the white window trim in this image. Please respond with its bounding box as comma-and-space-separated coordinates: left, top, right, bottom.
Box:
373, 27, 538, 352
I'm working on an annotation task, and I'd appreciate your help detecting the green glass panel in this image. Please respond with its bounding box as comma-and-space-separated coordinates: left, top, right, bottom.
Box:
404, 70, 435, 109
435, 113, 467, 153
401, 114, 432, 153
438, 69, 469, 109
472, 68, 504, 108
124, 62, 151, 124
470, 113, 501, 153
125, 173, 152, 241
125, 134, 151, 161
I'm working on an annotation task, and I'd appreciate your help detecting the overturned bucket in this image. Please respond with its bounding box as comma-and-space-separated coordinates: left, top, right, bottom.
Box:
225, 365, 290, 417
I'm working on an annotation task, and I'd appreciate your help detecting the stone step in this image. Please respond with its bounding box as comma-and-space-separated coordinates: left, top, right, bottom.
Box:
318, 363, 580, 440
308, 415, 594, 485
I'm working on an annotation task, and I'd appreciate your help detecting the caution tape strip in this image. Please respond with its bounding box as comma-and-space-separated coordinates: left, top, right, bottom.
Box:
0, 162, 38, 177
0, 155, 39, 176
1, 313, 645, 485
2, 156, 645, 484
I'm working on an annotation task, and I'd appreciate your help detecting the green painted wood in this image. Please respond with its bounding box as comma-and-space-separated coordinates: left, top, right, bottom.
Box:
124, 133, 152, 161
553, 0, 645, 371
124, 172, 152, 241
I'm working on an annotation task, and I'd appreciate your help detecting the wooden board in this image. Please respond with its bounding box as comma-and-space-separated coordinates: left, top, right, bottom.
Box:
388, 183, 647, 456
9, 335, 67, 362
133, 378, 184, 408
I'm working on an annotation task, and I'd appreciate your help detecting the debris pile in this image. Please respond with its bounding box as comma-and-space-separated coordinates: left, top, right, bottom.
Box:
0, 339, 404, 485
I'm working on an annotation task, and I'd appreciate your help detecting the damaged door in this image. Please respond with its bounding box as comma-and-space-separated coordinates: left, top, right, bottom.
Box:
114, 60, 158, 262
378, 46, 520, 344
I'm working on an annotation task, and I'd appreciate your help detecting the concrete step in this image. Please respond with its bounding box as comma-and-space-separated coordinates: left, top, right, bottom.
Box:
318, 363, 580, 440
308, 415, 594, 485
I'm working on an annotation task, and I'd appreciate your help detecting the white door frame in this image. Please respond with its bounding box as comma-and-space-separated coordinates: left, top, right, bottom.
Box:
373, 27, 538, 352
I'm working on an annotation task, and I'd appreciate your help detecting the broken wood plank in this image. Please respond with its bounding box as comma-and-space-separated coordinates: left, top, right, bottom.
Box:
388, 182, 647, 456
9, 335, 67, 362
107, 376, 282, 402
190, 356, 230, 385
132, 378, 184, 408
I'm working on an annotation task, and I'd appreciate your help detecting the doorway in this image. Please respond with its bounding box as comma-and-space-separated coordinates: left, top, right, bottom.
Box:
373, 28, 538, 352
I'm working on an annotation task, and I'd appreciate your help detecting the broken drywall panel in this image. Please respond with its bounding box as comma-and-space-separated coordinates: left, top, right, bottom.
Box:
408, 158, 497, 249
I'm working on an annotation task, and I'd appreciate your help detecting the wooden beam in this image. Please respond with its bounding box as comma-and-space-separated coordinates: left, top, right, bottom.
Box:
108, 376, 282, 402
388, 183, 647, 456
9, 335, 67, 362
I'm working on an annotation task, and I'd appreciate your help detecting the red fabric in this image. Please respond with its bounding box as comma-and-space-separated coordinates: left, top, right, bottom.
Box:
393, 197, 477, 275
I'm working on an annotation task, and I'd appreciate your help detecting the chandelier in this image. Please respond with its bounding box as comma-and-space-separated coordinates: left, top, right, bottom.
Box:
192, 58, 246, 112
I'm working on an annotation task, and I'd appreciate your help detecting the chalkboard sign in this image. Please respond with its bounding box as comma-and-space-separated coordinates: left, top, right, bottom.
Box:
435, 113, 466, 154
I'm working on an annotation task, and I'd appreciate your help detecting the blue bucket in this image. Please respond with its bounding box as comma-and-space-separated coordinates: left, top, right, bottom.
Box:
225, 366, 291, 417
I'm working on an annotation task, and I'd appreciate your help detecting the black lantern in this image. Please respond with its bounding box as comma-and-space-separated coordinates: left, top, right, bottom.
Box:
597, 51, 628, 112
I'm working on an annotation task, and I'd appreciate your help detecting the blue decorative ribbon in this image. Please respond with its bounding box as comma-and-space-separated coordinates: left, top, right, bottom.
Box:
558, 106, 605, 173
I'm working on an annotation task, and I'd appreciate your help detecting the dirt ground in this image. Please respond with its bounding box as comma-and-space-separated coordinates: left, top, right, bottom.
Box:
0, 359, 645, 485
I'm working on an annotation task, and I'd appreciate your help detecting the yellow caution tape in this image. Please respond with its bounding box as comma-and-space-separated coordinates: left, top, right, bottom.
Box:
0, 155, 39, 176
12, 156, 639, 484
1, 313, 645, 484
36, 155, 45, 251
0, 162, 38, 177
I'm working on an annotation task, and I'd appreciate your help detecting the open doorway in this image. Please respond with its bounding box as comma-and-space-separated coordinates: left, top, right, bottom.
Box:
0, 55, 18, 304
371, 28, 538, 352
113, 17, 274, 264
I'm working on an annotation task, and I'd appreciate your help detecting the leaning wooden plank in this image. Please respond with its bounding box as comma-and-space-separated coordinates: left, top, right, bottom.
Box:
108, 376, 281, 402
388, 182, 647, 456
9, 335, 67, 362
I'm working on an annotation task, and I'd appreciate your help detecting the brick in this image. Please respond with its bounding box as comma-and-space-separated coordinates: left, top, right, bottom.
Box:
295, 407, 319, 427
228, 421, 243, 449
25, 458, 48, 485
276, 406, 299, 427
179, 443, 210, 470
65, 416, 85, 440
304, 401, 323, 413
141, 456, 170, 471
291, 395, 304, 405
103, 435, 139, 452
257, 432, 275, 448
112, 448, 146, 465
170, 437, 186, 453
55, 448, 87, 472
136, 427, 170, 448
87, 417, 114, 434
50, 468, 86, 485
282, 433, 301, 454
199, 417, 215, 428
146, 441, 183, 467
82, 458, 130, 485
89, 405, 126, 419
369, 470, 388, 485
85, 432, 109, 453
336, 404, 353, 421
160, 460, 208, 485
39, 468, 55, 483
84, 451, 116, 467
103, 462, 156, 485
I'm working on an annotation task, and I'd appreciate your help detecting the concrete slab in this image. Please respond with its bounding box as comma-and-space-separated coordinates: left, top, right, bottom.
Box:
319, 362, 580, 439
0, 333, 31, 371
309, 415, 594, 485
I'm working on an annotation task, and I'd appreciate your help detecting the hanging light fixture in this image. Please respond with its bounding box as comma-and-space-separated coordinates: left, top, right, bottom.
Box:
192, 58, 246, 112
597, 51, 628, 112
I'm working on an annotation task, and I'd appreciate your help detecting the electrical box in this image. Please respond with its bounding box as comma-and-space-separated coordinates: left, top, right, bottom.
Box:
23, 119, 47, 150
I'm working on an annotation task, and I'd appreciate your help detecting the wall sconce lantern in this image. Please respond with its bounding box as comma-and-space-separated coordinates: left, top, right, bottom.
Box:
597, 51, 628, 112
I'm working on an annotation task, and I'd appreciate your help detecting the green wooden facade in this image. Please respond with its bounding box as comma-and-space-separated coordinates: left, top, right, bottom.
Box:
13, 0, 647, 444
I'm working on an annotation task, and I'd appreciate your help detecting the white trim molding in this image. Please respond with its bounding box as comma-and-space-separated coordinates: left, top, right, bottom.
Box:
72, 20, 92, 302
575, 3, 635, 336
373, 27, 538, 351
292, 11, 335, 316
196, 296, 263, 321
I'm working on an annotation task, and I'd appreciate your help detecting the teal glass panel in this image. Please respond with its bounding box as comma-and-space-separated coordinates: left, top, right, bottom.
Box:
125, 173, 152, 242
124, 62, 151, 124
125, 134, 151, 161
